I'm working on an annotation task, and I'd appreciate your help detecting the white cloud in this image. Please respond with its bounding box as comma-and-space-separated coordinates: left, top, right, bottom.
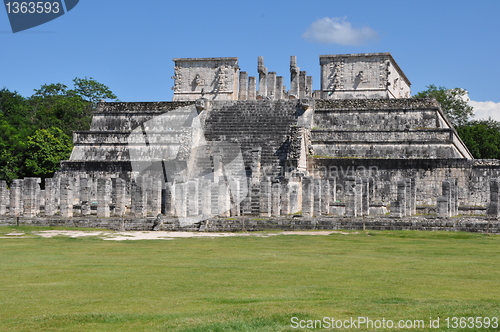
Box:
302, 17, 378, 45
469, 100, 500, 121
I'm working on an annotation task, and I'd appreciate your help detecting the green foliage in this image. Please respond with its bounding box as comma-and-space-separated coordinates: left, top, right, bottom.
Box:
414, 84, 474, 127
456, 119, 500, 159
0, 114, 26, 181
25, 127, 73, 178
0, 78, 117, 182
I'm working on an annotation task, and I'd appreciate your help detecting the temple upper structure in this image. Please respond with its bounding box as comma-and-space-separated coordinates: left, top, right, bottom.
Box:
172, 53, 410, 101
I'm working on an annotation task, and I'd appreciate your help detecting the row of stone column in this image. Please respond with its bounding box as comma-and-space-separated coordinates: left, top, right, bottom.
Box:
238, 56, 313, 100
390, 178, 417, 218
437, 178, 459, 217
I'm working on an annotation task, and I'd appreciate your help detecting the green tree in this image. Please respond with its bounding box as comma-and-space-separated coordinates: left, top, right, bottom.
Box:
24, 127, 73, 178
0, 114, 26, 182
73, 77, 117, 104
414, 84, 474, 127
456, 119, 500, 159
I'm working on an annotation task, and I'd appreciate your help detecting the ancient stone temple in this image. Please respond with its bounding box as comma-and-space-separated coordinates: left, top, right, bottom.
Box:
2, 53, 500, 229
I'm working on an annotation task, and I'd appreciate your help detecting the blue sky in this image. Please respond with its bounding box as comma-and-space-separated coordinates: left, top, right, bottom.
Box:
2, 0, 500, 119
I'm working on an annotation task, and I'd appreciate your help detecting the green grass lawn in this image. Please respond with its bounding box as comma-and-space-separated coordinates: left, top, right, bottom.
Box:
0, 226, 499, 331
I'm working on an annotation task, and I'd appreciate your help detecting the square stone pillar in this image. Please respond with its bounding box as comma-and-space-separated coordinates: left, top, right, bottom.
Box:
299, 71, 307, 99
275, 76, 284, 100
218, 183, 231, 218
259, 180, 271, 217
44, 178, 56, 216
248, 76, 256, 100
271, 182, 281, 216
187, 180, 199, 217
9, 179, 23, 217
289, 56, 300, 98
313, 178, 322, 216
390, 180, 406, 218
79, 178, 91, 216
238, 71, 248, 100
302, 176, 314, 217
487, 178, 500, 218
131, 178, 146, 218
23, 177, 41, 218
289, 182, 301, 214
320, 179, 330, 215
230, 180, 241, 217
446, 178, 458, 216
0, 180, 7, 215
150, 178, 162, 216
438, 180, 451, 218
267, 72, 276, 99
355, 178, 363, 217
114, 178, 127, 216
60, 178, 73, 218
280, 182, 290, 215
344, 178, 356, 217
361, 178, 370, 217
97, 178, 111, 218
174, 181, 187, 218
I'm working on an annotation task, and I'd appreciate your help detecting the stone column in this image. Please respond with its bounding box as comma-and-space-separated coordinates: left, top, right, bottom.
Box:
257, 56, 268, 98
299, 71, 307, 99
248, 76, 256, 100
114, 178, 127, 216
131, 178, 146, 218
230, 180, 240, 217
174, 181, 187, 218
164, 183, 175, 216
150, 178, 162, 216
355, 178, 363, 217
23, 177, 41, 218
405, 178, 411, 216
276, 76, 284, 100
259, 179, 271, 217
271, 181, 281, 216
306, 76, 313, 97
362, 178, 370, 216
390, 180, 406, 218
302, 176, 314, 217
280, 181, 290, 215
238, 71, 248, 100
80, 178, 91, 216
9, 179, 23, 217
321, 179, 330, 215
44, 178, 56, 216
438, 180, 451, 218
344, 178, 357, 217
218, 183, 230, 218
313, 178, 322, 216
487, 178, 500, 218
187, 180, 199, 217
329, 178, 336, 204
97, 178, 111, 218
60, 178, 73, 218
0, 180, 7, 215
289, 56, 300, 98
447, 178, 458, 216
267, 72, 276, 99
410, 178, 416, 215
289, 182, 300, 214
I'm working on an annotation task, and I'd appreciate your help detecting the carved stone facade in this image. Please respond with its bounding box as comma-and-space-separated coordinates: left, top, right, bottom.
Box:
172, 57, 240, 101
320, 53, 411, 99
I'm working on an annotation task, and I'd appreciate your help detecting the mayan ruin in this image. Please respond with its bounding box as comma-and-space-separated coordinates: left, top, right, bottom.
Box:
1, 53, 500, 232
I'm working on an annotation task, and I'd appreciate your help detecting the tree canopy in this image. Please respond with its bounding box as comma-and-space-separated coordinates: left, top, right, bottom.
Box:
0, 78, 117, 182
413, 84, 474, 127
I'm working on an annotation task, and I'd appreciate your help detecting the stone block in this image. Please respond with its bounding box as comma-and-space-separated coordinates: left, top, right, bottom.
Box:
302, 177, 313, 217
60, 178, 73, 218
